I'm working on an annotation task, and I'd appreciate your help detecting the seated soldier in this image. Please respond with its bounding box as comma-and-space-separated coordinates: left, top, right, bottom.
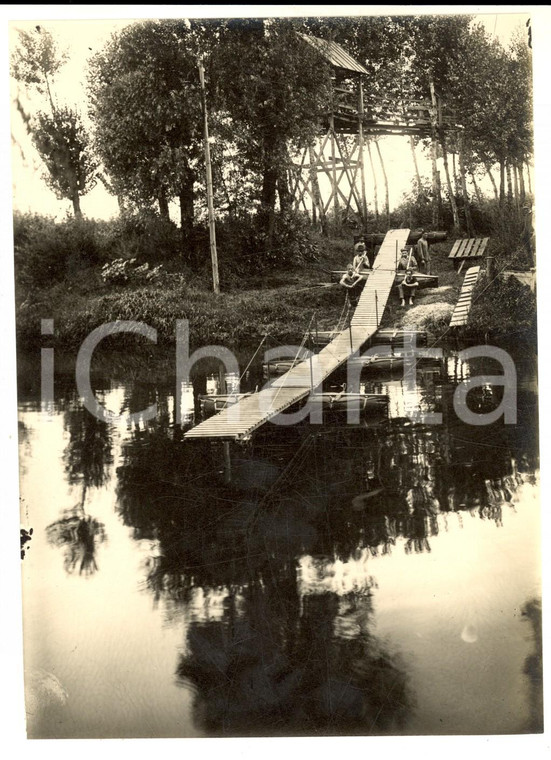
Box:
340, 264, 364, 307
397, 247, 418, 271
352, 241, 371, 273
398, 268, 419, 306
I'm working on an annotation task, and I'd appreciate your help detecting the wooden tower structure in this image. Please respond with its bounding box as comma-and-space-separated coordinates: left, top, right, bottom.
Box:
291, 34, 456, 231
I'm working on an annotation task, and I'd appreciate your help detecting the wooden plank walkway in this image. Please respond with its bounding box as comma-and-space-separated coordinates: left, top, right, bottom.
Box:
184, 229, 409, 440
449, 265, 481, 327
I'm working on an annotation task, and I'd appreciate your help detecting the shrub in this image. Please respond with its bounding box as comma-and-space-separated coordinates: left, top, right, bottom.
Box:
13, 212, 113, 291
206, 210, 320, 287
100, 258, 164, 286
469, 273, 536, 339
108, 209, 183, 264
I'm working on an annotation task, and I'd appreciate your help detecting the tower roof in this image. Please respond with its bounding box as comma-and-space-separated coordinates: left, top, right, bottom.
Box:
299, 33, 368, 75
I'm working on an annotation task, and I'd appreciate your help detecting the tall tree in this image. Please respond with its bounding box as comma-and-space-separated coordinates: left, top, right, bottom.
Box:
32, 106, 98, 218
88, 20, 205, 239
210, 19, 331, 248
445, 22, 532, 215
11, 25, 97, 217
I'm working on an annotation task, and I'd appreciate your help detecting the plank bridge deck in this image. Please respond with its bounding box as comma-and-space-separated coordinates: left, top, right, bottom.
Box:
449, 265, 482, 327
184, 229, 409, 440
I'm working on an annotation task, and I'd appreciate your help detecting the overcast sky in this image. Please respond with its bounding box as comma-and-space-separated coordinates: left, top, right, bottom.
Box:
6, 7, 540, 221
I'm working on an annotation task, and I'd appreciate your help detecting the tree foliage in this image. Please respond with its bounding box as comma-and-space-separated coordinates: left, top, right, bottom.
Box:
88, 20, 204, 236
210, 19, 332, 243
11, 25, 67, 107
32, 106, 98, 215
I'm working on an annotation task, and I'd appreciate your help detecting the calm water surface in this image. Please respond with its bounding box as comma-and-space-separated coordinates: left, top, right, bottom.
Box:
18, 346, 541, 737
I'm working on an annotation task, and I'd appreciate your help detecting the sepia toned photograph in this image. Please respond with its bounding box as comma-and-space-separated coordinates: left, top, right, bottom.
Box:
6, 5, 548, 747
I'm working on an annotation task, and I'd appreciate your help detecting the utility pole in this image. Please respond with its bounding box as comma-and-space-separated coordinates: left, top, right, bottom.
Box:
358, 78, 368, 226
198, 56, 220, 294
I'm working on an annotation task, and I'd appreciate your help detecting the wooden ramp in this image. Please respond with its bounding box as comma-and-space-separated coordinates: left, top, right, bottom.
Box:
450, 265, 481, 327
184, 229, 409, 440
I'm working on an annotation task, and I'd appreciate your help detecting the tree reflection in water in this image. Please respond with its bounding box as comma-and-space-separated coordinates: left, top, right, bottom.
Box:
521, 597, 543, 733
46, 396, 112, 576
46, 505, 106, 576
177, 587, 410, 735
109, 371, 538, 734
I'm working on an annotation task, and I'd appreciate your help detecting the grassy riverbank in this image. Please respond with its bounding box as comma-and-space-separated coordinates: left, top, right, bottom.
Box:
15, 239, 350, 352
14, 219, 536, 354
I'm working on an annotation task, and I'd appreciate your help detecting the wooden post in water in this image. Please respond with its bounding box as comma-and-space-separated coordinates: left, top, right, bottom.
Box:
375, 290, 379, 324
309, 332, 314, 393
198, 57, 220, 294
223, 441, 231, 484
218, 367, 226, 394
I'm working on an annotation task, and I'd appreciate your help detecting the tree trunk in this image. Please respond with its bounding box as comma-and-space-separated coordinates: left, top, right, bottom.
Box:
366, 138, 379, 221
518, 160, 526, 203
499, 159, 505, 207
277, 167, 292, 215
452, 151, 459, 194
469, 171, 483, 205
409, 135, 422, 194
158, 191, 170, 220
428, 78, 442, 228
513, 162, 520, 208
72, 190, 82, 220
458, 137, 474, 235
483, 159, 499, 201
374, 139, 390, 227
506, 160, 513, 205
441, 136, 460, 231
216, 161, 235, 219
179, 176, 195, 244
430, 137, 441, 227
260, 163, 278, 251
526, 160, 532, 194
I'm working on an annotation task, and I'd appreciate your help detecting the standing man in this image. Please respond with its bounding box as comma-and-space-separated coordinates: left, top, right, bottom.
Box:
416, 230, 430, 273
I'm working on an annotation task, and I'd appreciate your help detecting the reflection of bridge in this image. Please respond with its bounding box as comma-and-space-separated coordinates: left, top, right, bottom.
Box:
184, 229, 410, 441
293, 34, 459, 228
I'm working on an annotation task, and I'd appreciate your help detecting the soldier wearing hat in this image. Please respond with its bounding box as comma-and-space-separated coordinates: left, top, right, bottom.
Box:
352, 240, 371, 273
398, 268, 419, 307
397, 247, 418, 271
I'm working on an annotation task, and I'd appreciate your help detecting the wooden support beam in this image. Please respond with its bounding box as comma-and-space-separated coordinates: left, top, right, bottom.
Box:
289, 146, 308, 198
343, 136, 362, 216
309, 142, 325, 228
329, 116, 340, 229
334, 131, 364, 220
358, 79, 368, 224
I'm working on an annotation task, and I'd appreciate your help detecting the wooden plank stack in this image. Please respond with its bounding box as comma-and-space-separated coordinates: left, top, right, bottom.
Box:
448, 237, 489, 272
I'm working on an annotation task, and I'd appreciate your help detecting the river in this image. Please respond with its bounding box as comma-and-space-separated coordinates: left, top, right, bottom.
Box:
18, 343, 541, 738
